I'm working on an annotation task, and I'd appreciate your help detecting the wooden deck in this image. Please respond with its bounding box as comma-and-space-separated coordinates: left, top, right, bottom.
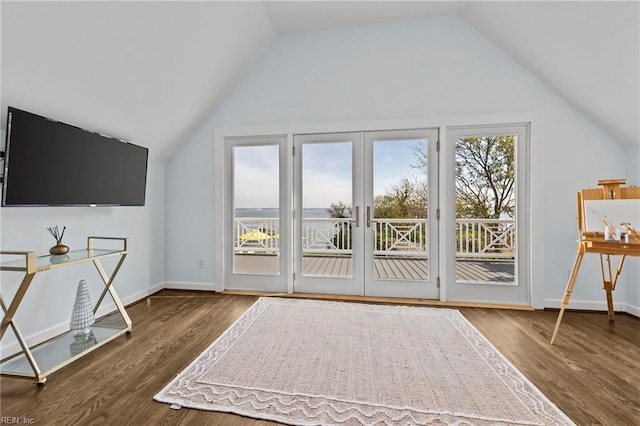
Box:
234, 254, 515, 282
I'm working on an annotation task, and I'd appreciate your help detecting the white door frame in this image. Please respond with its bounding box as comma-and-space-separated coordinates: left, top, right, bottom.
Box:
214, 111, 544, 308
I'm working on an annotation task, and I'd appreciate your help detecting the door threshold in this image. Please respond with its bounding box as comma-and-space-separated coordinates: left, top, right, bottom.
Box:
222, 290, 534, 311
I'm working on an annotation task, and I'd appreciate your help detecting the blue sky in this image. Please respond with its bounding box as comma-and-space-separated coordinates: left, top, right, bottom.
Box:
234, 140, 427, 209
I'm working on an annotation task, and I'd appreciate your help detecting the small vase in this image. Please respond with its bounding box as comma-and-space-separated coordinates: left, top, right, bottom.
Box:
50, 242, 69, 255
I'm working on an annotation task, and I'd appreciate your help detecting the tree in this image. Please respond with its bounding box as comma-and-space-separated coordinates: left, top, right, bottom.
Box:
326, 201, 352, 218
411, 135, 515, 219
455, 136, 514, 219
374, 178, 426, 219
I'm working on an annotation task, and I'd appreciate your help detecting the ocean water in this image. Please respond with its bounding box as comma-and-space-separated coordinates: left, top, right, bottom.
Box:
235, 208, 331, 218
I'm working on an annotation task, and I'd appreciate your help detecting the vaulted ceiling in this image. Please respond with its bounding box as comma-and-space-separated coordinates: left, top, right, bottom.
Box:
2, 1, 638, 161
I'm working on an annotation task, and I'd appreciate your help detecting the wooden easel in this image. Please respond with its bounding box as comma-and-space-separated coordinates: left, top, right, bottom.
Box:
550, 179, 640, 344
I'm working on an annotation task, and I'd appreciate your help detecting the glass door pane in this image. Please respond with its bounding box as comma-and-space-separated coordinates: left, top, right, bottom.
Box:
454, 134, 516, 284
301, 141, 353, 278
372, 139, 428, 281
233, 144, 281, 275
364, 129, 439, 299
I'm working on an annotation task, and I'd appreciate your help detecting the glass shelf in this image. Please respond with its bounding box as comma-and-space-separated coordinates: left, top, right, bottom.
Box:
0, 315, 128, 377
0, 249, 125, 272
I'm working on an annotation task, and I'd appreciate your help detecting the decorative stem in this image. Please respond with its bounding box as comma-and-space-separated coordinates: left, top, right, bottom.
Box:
47, 225, 67, 242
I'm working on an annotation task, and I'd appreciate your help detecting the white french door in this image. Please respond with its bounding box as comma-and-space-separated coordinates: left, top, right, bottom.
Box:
292, 132, 363, 295
293, 129, 439, 299
363, 130, 439, 298
443, 125, 530, 305
224, 135, 289, 292
220, 121, 531, 306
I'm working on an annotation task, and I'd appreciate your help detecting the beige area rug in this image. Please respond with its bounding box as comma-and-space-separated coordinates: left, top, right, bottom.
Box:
154, 298, 574, 425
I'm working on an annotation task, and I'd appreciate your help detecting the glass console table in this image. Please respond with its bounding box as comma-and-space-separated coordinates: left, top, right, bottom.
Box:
0, 237, 131, 385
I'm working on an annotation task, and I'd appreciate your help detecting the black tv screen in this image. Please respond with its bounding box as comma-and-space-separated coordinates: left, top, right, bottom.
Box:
2, 107, 148, 206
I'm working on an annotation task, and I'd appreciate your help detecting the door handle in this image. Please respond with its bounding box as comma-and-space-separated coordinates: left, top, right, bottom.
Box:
366, 206, 372, 228
354, 206, 360, 228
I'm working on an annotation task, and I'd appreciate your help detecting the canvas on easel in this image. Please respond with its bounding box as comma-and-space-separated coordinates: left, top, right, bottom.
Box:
551, 179, 640, 344
584, 199, 640, 235
576, 179, 640, 238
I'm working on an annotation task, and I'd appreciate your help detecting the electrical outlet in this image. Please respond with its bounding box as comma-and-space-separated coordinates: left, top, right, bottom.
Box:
197, 259, 204, 269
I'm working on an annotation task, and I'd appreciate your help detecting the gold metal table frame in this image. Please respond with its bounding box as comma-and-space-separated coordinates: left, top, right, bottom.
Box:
0, 236, 131, 385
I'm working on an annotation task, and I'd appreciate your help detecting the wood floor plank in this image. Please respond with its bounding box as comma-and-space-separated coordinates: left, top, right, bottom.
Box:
460, 308, 640, 425
2, 290, 637, 425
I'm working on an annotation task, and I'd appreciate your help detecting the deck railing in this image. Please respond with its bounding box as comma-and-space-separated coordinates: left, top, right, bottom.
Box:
235, 218, 280, 252
302, 218, 353, 254
234, 217, 515, 259
373, 219, 427, 256
455, 219, 515, 259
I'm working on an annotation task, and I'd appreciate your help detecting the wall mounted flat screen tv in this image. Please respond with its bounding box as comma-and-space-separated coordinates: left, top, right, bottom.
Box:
2, 107, 148, 206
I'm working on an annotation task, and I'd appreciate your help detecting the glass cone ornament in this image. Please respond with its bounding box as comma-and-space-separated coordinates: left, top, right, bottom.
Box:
70, 279, 96, 336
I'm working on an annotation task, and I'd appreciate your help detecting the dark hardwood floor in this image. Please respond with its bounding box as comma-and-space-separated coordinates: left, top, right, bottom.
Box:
1, 290, 638, 425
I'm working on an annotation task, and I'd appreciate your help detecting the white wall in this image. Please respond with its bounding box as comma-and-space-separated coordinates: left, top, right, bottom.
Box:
0, 127, 165, 352
165, 16, 631, 310
624, 146, 640, 315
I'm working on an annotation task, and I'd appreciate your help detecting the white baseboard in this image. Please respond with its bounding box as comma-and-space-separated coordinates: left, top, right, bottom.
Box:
120, 281, 165, 306
0, 282, 165, 359
163, 281, 215, 291
545, 298, 639, 317
148, 281, 165, 296
623, 303, 640, 317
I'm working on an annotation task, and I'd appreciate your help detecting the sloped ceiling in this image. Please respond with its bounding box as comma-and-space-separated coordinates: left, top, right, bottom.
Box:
461, 1, 639, 149
1, 1, 638, 162
1, 1, 276, 160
